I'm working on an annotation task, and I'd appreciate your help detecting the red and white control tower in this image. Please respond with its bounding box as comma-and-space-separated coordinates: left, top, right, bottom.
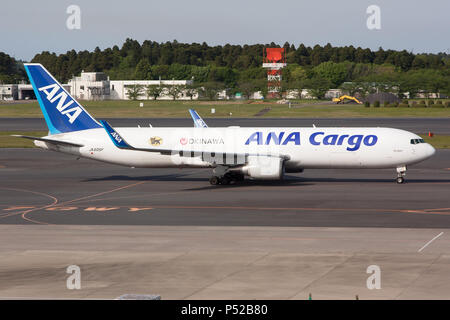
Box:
262, 48, 287, 98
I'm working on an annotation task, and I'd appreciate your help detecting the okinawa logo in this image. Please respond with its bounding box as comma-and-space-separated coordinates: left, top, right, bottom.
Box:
180, 137, 224, 145
38, 84, 82, 124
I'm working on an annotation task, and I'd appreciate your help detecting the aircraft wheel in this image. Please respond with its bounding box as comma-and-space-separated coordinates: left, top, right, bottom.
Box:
209, 176, 220, 185
396, 177, 405, 184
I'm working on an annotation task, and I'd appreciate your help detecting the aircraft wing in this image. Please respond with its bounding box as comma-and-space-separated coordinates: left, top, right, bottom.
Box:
11, 135, 84, 147
188, 109, 208, 128
100, 120, 289, 163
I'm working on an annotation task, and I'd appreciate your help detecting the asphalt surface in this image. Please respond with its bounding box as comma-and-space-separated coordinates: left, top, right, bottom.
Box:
0, 148, 448, 228
1, 117, 449, 134
1, 117, 449, 300
2, 225, 450, 299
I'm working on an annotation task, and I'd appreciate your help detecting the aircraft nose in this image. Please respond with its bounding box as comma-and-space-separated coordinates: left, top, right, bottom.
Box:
426, 143, 436, 158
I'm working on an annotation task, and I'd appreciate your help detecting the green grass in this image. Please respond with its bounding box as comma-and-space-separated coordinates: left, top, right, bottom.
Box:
421, 134, 450, 149
0, 130, 449, 149
1, 100, 449, 118
266, 104, 450, 118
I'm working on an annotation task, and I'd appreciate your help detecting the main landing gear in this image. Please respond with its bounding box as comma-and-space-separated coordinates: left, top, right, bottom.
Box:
396, 165, 407, 184
209, 172, 244, 185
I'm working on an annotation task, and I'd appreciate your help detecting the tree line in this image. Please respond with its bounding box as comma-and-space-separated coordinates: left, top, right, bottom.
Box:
0, 52, 25, 83
29, 39, 449, 82
1, 39, 449, 99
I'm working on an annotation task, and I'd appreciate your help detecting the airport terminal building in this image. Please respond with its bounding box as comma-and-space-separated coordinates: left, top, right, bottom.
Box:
5, 70, 442, 102
0, 73, 336, 101
1, 68, 337, 102
0, 71, 195, 101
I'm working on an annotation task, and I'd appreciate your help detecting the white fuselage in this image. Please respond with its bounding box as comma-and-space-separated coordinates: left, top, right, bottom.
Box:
35, 127, 436, 171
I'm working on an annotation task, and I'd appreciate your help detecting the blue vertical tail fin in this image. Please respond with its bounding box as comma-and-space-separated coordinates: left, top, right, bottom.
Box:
188, 109, 208, 128
24, 63, 101, 134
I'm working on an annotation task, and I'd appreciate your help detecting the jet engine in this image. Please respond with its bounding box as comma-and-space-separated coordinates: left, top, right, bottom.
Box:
240, 156, 285, 180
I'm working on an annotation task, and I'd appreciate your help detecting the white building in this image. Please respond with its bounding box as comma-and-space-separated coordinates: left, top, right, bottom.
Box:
324, 89, 343, 99
0, 81, 87, 101
0, 84, 18, 100
8, 70, 445, 101
67, 71, 195, 100
110, 79, 194, 100
68, 72, 110, 100
282, 89, 341, 99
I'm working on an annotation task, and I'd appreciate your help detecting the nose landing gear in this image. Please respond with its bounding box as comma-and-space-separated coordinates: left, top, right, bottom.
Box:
396, 165, 407, 184
396, 176, 405, 184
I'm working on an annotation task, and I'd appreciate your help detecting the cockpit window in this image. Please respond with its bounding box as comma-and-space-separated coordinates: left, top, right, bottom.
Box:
410, 138, 425, 144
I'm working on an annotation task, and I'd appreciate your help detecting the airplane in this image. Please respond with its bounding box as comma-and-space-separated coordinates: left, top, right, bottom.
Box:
15, 63, 436, 185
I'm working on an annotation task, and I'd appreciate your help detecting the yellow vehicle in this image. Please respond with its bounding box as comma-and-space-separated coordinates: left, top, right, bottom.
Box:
332, 95, 362, 104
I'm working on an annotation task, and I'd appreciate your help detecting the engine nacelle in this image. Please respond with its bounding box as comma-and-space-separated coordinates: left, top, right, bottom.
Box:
240, 156, 285, 180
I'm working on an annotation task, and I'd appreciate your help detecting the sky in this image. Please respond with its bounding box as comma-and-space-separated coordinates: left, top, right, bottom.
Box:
1, 0, 449, 61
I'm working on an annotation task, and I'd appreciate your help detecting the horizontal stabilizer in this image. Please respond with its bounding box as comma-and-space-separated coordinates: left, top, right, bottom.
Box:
11, 135, 84, 147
